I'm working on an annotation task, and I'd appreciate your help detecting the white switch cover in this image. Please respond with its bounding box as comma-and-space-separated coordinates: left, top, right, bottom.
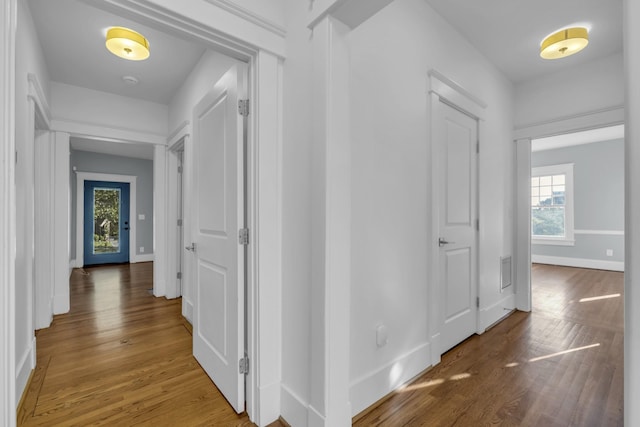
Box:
606, 249, 613, 257
138, 214, 145, 220
376, 324, 388, 348
140, 247, 144, 253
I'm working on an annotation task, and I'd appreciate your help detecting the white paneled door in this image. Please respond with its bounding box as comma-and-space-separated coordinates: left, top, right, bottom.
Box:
436, 101, 478, 354
191, 65, 246, 413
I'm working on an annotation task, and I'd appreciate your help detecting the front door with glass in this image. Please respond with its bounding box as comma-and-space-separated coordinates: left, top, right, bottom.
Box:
83, 180, 130, 265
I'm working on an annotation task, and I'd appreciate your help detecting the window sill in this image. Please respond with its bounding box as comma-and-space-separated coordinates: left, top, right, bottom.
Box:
532, 238, 575, 246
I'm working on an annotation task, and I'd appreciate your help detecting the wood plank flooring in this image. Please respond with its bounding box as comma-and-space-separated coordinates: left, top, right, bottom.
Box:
19, 263, 623, 426
18, 263, 285, 427
354, 264, 624, 426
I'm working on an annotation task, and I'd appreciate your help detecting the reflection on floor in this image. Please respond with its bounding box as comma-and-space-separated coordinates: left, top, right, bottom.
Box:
354, 264, 623, 426
17, 263, 288, 427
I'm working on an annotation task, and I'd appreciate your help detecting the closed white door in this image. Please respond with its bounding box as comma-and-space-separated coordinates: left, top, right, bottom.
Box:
191, 65, 246, 413
436, 101, 478, 354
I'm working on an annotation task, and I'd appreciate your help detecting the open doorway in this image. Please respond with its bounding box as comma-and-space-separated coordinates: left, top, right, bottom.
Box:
528, 124, 625, 311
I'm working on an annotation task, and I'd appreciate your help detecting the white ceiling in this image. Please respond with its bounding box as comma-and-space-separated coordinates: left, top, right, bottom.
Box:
28, 0, 207, 105
425, 0, 623, 83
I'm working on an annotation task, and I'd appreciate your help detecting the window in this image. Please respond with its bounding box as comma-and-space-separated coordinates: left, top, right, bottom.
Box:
531, 163, 574, 246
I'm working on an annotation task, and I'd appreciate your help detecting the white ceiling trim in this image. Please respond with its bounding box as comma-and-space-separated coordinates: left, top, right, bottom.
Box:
204, 0, 286, 37
532, 124, 624, 152
51, 118, 166, 146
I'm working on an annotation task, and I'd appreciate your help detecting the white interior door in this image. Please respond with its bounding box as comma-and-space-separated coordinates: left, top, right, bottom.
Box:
436, 101, 478, 354
191, 65, 246, 413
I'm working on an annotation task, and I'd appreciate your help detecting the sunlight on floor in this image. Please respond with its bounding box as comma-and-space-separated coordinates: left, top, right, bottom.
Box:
397, 372, 472, 393
579, 293, 621, 303
528, 343, 600, 363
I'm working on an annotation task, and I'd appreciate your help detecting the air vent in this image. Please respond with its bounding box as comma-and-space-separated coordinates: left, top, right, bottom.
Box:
500, 256, 512, 292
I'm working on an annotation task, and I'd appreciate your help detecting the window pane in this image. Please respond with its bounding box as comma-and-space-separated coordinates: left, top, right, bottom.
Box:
532, 187, 539, 197
531, 196, 540, 206
93, 188, 121, 254
553, 184, 565, 194
532, 206, 565, 237
539, 186, 552, 197
540, 176, 552, 186
553, 174, 565, 185
531, 177, 539, 186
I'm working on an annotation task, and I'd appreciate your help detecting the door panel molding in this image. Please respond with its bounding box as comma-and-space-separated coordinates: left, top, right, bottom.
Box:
428, 70, 485, 364
75, 172, 137, 268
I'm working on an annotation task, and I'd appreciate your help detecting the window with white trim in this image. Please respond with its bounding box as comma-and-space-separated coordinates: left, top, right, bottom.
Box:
531, 163, 574, 246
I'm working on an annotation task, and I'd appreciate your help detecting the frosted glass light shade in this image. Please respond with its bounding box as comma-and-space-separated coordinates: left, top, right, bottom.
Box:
106, 27, 150, 61
540, 27, 588, 60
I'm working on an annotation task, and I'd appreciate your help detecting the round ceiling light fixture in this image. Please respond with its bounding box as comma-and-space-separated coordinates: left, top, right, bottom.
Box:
106, 27, 150, 61
540, 27, 589, 60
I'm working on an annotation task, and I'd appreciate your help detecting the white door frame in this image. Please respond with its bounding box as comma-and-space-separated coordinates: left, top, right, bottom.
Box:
75, 172, 138, 268
513, 107, 624, 312
428, 70, 486, 365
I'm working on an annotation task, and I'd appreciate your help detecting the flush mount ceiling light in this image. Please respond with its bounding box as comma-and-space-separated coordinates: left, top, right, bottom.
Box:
540, 27, 589, 60
106, 27, 150, 61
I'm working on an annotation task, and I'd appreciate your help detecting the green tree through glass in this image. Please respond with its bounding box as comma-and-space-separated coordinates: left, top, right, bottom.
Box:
93, 188, 120, 254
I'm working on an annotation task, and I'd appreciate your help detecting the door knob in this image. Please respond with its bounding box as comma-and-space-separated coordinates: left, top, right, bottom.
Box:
185, 243, 196, 252
438, 237, 455, 247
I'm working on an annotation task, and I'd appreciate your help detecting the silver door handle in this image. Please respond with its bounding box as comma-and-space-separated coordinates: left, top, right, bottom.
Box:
438, 237, 455, 247
185, 243, 196, 252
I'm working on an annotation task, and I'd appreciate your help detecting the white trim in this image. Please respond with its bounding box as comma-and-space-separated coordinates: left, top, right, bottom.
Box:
15, 337, 35, 406
575, 229, 625, 236
532, 238, 575, 246
515, 139, 532, 312
53, 132, 71, 314
0, 0, 16, 412
152, 145, 166, 297
349, 342, 431, 417
135, 254, 155, 263
281, 384, 310, 427
51, 118, 166, 146
27, 73, 50, 128
428, 69, 487, 120
478, 293, 516, 332
204, 0, 286, 37
514, 106, 624, 140
532, 255, 624, 272
167, 121, 190, 149
75, 172, 137, 269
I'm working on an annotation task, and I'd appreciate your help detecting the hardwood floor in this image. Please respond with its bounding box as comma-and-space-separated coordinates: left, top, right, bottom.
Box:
354, 264, 624, 426
19, 263, 623, 426
18, 263, 285, 427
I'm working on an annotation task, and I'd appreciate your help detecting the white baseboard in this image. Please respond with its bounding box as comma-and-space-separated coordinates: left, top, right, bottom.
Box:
532, 254, 624, 272
132, 253, 154, 263
53, 292, 70, 315
478, 293, 516, 332
183, 299, 194, 323
256, 381, 281, 426
307, 405, 325, 427
281, 384, 310, 427
16, 337, 36, 406
69, 259, 77, 275
350, 342, 431, 416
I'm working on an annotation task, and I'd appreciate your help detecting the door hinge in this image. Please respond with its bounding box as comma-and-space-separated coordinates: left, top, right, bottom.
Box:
475, 218, 479, 231
238, 99, 249, 117
476, 297, 480, 308
177, 272, 182, 279
177, 219, 183, 227
239, 357, 249, 375
476, 142, 479, 154
178, 166, 183, 174
239, 228, 249, 245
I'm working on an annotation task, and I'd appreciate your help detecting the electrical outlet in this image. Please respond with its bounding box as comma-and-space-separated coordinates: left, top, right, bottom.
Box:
376, 324, 388, 348
606, 249, 613, 257
140, 247, 145, 253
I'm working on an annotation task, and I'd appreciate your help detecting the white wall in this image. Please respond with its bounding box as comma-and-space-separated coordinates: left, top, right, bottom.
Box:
515, 52, 624, 129
51, 82, 169, 137
14, 0, 51, 407
347, 0, 515, 415
168, 49, 241, 132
